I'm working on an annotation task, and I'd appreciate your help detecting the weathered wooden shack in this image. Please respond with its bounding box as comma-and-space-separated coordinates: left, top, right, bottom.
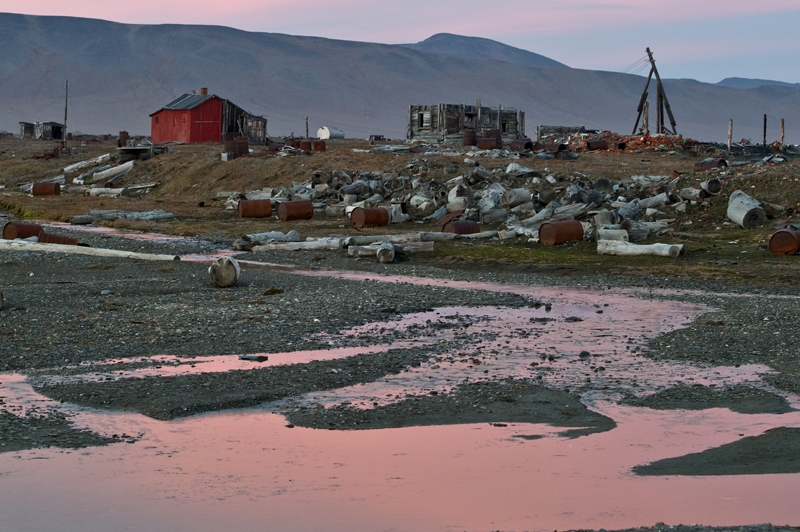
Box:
28, 121, 64, 140
150, 88, 267, 145
19, 122, 34, 138
407, 100, 525, 143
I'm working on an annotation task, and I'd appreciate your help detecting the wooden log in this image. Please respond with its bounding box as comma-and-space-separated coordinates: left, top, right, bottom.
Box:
619, 219, 649, 242
595, 228, 629, 242
480, 208, 508, 225
242, 230, 301, 243
251, 238, 343, 251
92, 160, 135, 182
593, 211, 618, 226
597, 240, 684, 257
376, 242, 395, 263
502, 188, 532, 208
0, 240, 179, 261
419, 232, 458, 242
637, 192, 668, 209
208, 257, 240, 287
89, 187, 128, 197
679, 188, 702, 201
347, 241, 435, 258
727, 190, 767, 229
458, 231, 498, 240
343, 233, 421, 247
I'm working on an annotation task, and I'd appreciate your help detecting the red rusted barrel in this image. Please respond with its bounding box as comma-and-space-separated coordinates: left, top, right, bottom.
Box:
694, 158, 728, 172
586, 139, 609, 151
32, 182, 61, 196
3, 222, 43, 240
350, 207, 389, 229
539, 220, 584, 246
476, 138, 500, 150
298, 141, 312, 151
238, 199, 272, 218
442, 220, 480, 235
510, 139, 534, 151
463, 129, 477, 146
769, 230, 800, 256
277, 200, 314, 221
37, 232, 79, 246
312, 140, 326, 152
223, 139, 237, 152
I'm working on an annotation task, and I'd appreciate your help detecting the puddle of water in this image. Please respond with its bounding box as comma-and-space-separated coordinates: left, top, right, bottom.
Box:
28, 344, 426, 387
44, 222, 190, 243
1, 395, 800, 532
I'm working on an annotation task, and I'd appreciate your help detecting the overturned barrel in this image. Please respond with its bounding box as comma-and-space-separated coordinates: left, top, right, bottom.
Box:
694, 158, 728, 172
476, 138, 500, 150
3, 222, 43, 240
510, 138, 534, 152
238, 199, 272, 218
586, 139, 609, 151
277, 200, 314, 222
32, 182, 61, 196
769, 230, 800, 256
539, 220, 584, 246
442, 220, 480, 235
37, 232, 79, 246
350, 207, 389, 229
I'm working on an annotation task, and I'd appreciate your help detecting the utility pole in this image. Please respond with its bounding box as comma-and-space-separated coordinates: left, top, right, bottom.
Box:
632, 48, 677, 136
63, 80, 69, 151
305, 116, 309, 139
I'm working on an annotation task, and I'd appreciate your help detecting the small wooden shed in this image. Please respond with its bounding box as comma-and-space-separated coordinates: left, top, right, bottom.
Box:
150, 88, 267, 145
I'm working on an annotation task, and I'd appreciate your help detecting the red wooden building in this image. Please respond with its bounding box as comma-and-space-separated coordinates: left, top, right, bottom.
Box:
150, 88, 267, 145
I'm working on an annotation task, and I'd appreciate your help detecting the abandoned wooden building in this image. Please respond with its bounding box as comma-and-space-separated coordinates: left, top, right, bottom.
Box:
407, 101, 525, 143
18, 121, 64, 139
150, 88, 267, 145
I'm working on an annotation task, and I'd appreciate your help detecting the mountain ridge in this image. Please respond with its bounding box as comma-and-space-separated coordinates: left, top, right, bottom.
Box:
1, 13, 798, 142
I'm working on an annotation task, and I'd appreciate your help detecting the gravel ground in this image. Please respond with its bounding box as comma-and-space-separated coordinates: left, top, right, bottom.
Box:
3, 224, 800, 489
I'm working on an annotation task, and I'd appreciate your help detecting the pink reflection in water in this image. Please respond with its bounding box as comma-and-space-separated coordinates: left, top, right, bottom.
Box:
44, 222, 189, 243
1, 400, 799, 531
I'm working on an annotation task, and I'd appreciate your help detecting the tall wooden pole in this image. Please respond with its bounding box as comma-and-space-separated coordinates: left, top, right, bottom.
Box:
781, 118, 785, 149
305, 116, 309, 139
763, 114, 768, 152
727, 119, 733, 153
63, 80, 68, 151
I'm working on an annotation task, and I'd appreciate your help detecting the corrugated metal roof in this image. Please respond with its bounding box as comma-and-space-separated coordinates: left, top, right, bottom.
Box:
162, 93, 217, 111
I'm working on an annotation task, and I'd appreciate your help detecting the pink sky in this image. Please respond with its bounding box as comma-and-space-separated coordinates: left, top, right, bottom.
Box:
2, 0, 800, 82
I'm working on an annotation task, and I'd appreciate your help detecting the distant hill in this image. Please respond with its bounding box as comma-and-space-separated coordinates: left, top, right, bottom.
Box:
717, 77, 800, 90
1, 13, 799, 142
401, 33, 566, 69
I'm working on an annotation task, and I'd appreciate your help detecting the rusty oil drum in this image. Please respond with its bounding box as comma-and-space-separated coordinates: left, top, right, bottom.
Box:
442, 220, 480, 235
298, 140, 312, 151
510, 138, 534, 151
586, 139, 609, 151
350, 207, 389, 229
277, 200, 314, 222
312, 140, 326, 152
238, 199, 272, 218
476, 137, 500, 150
539, 220, 584, 246
463, 129, 477, 146
769, 229, 800, 256
32, 182, 61, 196
37, 232, 79, 245
3, 222, 43, 240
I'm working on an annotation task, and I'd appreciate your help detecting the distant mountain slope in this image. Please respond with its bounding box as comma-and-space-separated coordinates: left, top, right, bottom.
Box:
717, 77, 800, 90
401, 33, 567, 69
1, 13, 799, 142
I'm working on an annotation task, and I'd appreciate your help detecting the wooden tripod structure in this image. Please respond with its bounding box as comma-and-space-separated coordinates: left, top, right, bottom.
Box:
632, 48, 677, 136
